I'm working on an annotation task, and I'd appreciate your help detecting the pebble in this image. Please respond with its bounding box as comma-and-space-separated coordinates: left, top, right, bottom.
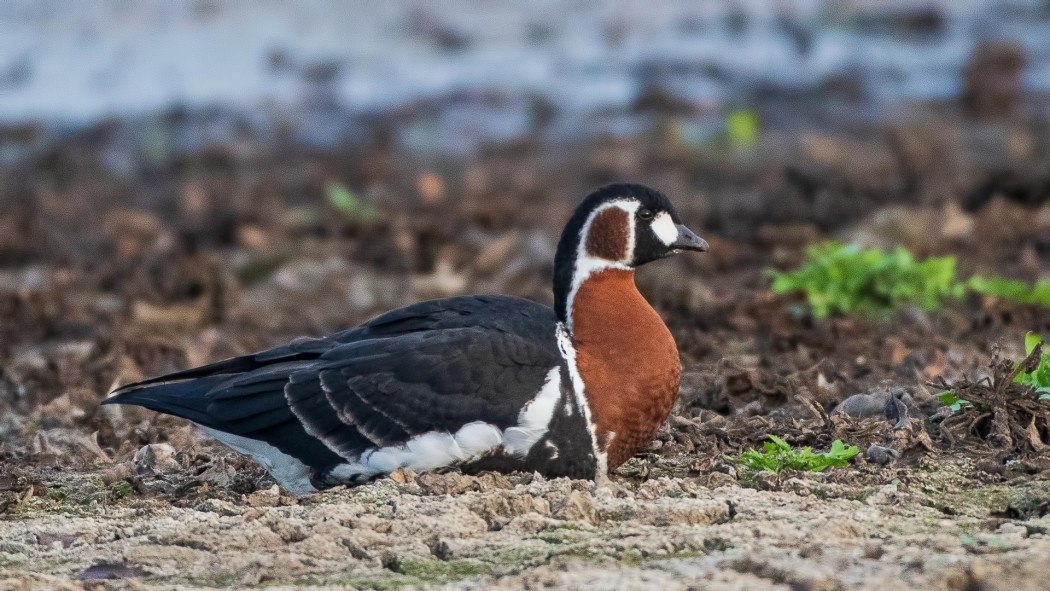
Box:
866, 445, 899, 465
134, 443, 180, 476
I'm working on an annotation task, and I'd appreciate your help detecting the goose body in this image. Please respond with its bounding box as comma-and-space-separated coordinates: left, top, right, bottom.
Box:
104, 183, 708, 494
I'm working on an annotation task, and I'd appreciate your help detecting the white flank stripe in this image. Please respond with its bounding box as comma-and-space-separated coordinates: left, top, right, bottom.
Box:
454, 421, 505, 456
555, 323, 608, 477
651, 211, 678, 246
404, 431, 462, 468
503, 367, 562, 457
199, 426, 317, 496
324, 369, 564, 482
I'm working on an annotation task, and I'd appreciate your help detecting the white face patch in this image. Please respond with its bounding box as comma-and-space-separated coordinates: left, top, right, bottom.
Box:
651, 211, 678, 247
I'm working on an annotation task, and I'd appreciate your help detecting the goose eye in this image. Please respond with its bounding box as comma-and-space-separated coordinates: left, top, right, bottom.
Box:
638, 209, 654, 221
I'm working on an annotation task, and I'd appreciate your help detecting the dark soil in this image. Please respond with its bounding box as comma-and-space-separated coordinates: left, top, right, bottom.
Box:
1, 107, 1049, 589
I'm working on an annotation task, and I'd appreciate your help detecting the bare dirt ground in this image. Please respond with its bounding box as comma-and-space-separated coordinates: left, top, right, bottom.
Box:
2, 105, 1050, 589
1, 457, 1049, 590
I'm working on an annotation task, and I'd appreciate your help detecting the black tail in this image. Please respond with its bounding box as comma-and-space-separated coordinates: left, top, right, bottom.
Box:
108, 353, 272, 392
102, 356, 346, 470
103, 352, 300, 426
103, 374, 230, 427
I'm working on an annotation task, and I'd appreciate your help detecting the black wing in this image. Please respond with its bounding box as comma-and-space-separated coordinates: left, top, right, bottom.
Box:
104, 295, 562, 472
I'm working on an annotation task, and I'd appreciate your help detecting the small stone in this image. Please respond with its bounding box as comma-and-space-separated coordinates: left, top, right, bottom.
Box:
470, 491, 550, 529
100, 462, 136, 485
799, 544, 823, 558
550, 490, 599, 524
242, 508, 266, 522
501, 512, 551, 535
863, 542, 885, 559
616, 457, 650, 480
834, 392, 890, 419
782, 478, 812, 496
834, 386, 914, 423
866, 445, 898, 465
133, 444, 180, 476
711, 462, 737, 477
704, 472, 737, 489
193, 499, 241, 516
264, 516, 309, 543
388, 468, 415, 484
247, 485, 281, 507
417, 472, 477, 496
471, 472, 513, 491
342, 538, 372, 560
198, 457, 235, 489
864, 483, 900, 506
996, 522, 1024, 535
642, 499, 735, 527
428, 537, 452, 560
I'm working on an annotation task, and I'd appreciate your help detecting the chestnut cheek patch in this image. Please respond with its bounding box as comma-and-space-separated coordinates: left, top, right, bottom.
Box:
585, 208, 629, 261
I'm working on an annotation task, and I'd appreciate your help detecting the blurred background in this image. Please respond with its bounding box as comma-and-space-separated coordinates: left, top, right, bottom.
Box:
1, 1, 1049, 466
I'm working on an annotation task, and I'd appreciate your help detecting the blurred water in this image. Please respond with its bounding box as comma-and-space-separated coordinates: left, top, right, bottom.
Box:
1, 0, 1048, 153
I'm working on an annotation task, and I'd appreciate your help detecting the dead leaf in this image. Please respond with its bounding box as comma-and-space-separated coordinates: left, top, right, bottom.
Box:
1026, 417, 1048, 452
417, 172, 446, 204
475, 231, 523, 273
132, 300, 207, 326
886, 338, 910, 366
941, 201, 974, 241
922, 350, 946, 378
79, 431, 113, 463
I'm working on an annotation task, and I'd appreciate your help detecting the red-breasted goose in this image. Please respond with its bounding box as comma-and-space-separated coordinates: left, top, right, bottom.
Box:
103, 183, 709, 495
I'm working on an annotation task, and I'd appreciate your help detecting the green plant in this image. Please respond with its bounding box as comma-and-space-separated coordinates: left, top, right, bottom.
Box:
108, 480, 135, 500
935, 333, 1050, 415
968, 276, 1050, 308
726, 109, 759, 149
730, 435, 859, 473
1016, 333, 1050, 399
325, 181, 379, 222
937, 391, 975, 412
770, 242, 1050, 318
769, 242, 963, 317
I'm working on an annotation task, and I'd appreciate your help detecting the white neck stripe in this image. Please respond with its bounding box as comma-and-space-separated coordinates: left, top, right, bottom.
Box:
565, 200, 638, 333
555, 323, 607, 477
